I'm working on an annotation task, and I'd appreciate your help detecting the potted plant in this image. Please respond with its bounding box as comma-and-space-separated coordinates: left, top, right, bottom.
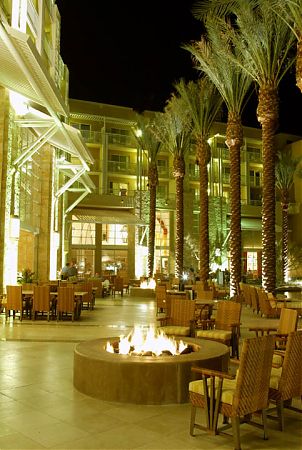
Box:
17, 268, 36, 284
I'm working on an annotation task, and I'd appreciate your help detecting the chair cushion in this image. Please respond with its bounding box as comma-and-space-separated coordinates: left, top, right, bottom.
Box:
272, 354, 283, 368
270, 366, 282, 390
158, 326, 191, 336
195, 329, 232, 340
189, 377, 236, 405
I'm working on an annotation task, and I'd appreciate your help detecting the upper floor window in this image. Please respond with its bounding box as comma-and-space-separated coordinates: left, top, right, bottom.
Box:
71, 122, 91, 132
157, 158, 168, 176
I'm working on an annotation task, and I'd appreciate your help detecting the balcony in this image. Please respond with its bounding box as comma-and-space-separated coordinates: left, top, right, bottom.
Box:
108, 161, 138, 176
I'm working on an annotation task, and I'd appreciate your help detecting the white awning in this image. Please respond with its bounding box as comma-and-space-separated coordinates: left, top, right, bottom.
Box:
71, 209, 145, 225
0, 21, 68, 117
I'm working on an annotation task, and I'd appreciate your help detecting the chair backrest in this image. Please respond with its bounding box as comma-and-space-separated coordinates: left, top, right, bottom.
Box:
257, 288, 276, 316
275, 331, 302, 400
249, 286, 259, 313
155, 285, 168, 310
169, 297, 196, 327
241, 283, 252, 307
57, 286, 75, 312
278, 308, 298, 335
32, 285, 50, 312
114, 277, 124, 290
215, 300, 241, 330
6, 285, 22, 310
195, 285, 214, 301
233, 334, 275, 415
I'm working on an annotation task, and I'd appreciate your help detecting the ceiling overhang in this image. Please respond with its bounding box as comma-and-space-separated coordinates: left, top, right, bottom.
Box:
0, 21, 68, 117
71, 208, 146, 225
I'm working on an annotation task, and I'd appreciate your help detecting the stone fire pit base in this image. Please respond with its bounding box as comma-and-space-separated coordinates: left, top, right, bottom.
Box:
73, 337, 229, 404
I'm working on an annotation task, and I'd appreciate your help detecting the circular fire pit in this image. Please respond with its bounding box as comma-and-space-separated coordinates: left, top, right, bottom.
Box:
73, 337, 229, 404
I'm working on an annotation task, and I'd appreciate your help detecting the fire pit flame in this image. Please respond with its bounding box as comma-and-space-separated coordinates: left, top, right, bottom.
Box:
140, 278, 156, 289
106, 325, 188, 356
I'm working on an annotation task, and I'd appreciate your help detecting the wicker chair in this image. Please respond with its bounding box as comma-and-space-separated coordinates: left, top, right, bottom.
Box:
57, 286, 76, 321
189, 335, 275, 450
157, 296, 196, 337
256, 287, 281, 318
5, 285, 26, 321
249, 307, 298, 350
194, 285, 214, 301
32, 284, 51, 321
249, 285, 260, 314
112, 276, 124, 297
155, 285, 169, 314
268, 331, 302, 430
194, 300, 242, 358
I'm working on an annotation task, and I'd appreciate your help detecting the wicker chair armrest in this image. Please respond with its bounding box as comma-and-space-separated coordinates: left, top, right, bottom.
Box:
157, 316, 170, 326
191, 366, 235, 380
249, 327, 277, 336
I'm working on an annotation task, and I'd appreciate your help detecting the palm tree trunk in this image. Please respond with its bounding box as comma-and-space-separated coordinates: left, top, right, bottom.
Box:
257, 85, 279, 293
296, 35, 302, 92
147, 162, 158, 278
173, 155, 185, 279
281, 202, 289, 284
196, 138, 210, 286
225, 111, 243, 297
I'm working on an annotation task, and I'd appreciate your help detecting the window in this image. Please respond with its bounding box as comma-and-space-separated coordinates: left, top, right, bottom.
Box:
109, 154, 129, 171
157, 158, 168, 176
70, 122, 91, 132
247, 146, 261, 161
155, 212, 169, 247
108, 181, 128, 196
102, 224, 128, 245
157, 184, 168, 198
247, 251, 258, 272
250, 170, 262, 187
71, 220, 95, 245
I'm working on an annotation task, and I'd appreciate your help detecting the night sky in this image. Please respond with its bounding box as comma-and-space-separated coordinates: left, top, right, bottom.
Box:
56, 0, 302, 136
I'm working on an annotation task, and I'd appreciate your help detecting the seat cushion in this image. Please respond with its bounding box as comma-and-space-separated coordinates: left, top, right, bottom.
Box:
189, 377, 236, 405
158, 326, 190, 336
272, 353, 283, 368
195, 329, 232, 340
270, 366, 282, 390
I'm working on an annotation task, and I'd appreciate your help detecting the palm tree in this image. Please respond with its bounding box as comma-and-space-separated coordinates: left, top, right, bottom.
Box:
271, 0, 302, 92
132, 115, 162, 278
152, 94, 192, 279
184, 15, 253, 296
193, 0, 295, 292
275, 149, 301, 283
174, 78, 223, 288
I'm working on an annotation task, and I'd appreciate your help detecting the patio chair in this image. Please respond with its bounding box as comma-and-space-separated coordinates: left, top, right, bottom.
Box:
256, 287, 281, 318
194, 300, 242, 359
189, 334, 275, 450
157, 296, 196, 337
112, 276, 124, 297
32, 284, 51, 320
155, 284, 169, 314
57, 286, 76, 321
249, 285, 260, 314
249, 307, 298, 350
5, 285, 26, 321
268, 331, 302, 430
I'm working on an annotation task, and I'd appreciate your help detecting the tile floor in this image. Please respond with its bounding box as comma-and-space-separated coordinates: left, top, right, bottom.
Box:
0, 294, 301, 450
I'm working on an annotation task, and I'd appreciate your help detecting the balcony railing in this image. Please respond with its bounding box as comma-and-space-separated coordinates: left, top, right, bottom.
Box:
108, 133, 136, 147
108, 161, 139, 176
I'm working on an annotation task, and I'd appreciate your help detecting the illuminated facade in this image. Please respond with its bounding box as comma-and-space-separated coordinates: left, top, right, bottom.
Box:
67, 99, 302, 282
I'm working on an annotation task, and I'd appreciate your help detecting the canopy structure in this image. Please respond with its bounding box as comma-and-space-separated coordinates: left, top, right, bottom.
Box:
71, 208, 145, 225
